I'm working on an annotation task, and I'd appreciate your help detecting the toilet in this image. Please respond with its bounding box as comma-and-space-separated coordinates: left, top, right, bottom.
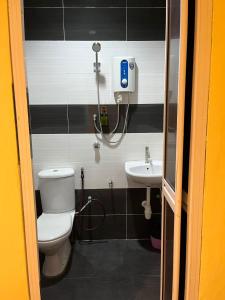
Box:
37, 168, 75, 277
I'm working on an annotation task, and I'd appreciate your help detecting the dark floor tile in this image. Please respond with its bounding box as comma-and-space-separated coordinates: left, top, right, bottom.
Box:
24, 0, 62, 7
76, 189, 126, 215
24, 8, 64, 40
127, 215, 151, 239
123, 240, 161, 276
64, 8, 126, 40
77, 215, 126, 240
65, 240, 160, 280
41, 240, 160, 299
30, 105, 68, 134
42, 275, 160, 300
127, 8, 166, 41
65, 240, 126, 278
119, 276, 160, 300
64, 0, 126, 7
42, 241, 160, 299
127, 0, 166, 7
127, 188, 161, 214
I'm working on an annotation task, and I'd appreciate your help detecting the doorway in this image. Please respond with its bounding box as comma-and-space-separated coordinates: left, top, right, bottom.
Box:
7, 0, 206, 298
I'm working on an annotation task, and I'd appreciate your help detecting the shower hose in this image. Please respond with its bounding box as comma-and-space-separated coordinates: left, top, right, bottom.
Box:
93, 51, 130, 145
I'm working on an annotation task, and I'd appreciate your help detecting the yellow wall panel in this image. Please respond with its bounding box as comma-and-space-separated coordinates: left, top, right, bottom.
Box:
199, 1, 225, 299
0, 0, 29, 299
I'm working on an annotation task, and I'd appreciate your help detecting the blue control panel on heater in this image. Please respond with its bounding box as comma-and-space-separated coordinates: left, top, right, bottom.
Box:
120, 60, 128, 88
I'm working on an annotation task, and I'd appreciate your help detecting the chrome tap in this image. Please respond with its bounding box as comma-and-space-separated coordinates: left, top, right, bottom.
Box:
145, 146, 151, 164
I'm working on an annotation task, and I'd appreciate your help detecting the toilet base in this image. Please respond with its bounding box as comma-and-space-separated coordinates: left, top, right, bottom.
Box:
42, 239, 71, 277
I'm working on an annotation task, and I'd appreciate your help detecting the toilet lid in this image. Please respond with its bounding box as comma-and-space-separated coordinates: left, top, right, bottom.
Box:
38, 213, 73, 242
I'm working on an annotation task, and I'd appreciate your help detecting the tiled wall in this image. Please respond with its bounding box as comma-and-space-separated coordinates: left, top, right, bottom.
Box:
24, 2, 165, 240
24, 41, 165, 190
30, 104, 163, 134
25, 41, 165, 106
36, 188, 161, 240
31, 133, 163, 189
24, 0, 166, 41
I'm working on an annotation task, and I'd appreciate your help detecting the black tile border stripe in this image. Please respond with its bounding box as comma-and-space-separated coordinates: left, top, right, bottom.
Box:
64, 7, 126, 41
24, 8, 64, 41
35, 187, 161, 240
29, 104, 163, 134
29, 104, 68, 134
24, 5, 166, 41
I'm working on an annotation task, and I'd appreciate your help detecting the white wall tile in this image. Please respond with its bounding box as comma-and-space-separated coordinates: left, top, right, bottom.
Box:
32, 161, 128, 190
32, 133, 163, 189
25, 41, 165, 105
32, 134, 70, 163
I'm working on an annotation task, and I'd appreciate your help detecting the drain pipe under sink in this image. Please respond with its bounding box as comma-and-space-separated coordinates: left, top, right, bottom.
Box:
142, 187, 152, 220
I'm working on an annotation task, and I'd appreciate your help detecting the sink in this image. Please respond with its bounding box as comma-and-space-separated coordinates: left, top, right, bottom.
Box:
125, 160, 162, 187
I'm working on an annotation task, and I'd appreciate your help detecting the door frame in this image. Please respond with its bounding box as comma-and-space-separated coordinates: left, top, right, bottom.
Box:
184, 0, 213, 299
161, 0, 188, 299
7, 1, 41, 300
7, 0, 212, 299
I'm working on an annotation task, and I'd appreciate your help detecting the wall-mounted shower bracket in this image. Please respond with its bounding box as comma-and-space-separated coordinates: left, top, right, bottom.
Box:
93, 141, 100, 149
94, 62, 101, 73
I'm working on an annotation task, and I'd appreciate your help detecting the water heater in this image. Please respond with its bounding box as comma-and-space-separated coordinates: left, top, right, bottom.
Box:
112, 57, 135, 93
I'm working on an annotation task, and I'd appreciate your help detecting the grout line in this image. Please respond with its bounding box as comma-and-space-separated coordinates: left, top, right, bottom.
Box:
79, 214, 127, 217
78, 213, 161, 217
76, 238, 150, 241
126, 189, 128, 240
127, 212, 161, 216
65, 274, 161, 279
62, 0, 66, 40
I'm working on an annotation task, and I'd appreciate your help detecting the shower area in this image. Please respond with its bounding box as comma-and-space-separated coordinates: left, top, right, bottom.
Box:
23, 1, 166, 299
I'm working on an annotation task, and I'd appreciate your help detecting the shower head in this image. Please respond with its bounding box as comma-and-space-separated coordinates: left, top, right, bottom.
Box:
92, 42, 101, 53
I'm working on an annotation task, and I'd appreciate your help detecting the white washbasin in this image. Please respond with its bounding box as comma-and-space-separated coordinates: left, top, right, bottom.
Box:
125, 160, 162, 187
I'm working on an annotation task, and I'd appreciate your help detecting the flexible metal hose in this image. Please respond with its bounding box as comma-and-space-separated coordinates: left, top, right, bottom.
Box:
93, 52, 130, 144
71, 168, 107, 245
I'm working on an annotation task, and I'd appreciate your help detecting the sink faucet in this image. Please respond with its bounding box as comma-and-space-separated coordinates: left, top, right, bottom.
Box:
145, 146, 151, 164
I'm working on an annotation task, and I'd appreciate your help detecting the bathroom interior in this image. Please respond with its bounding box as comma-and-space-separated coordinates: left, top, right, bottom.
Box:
22, 0, 188, 299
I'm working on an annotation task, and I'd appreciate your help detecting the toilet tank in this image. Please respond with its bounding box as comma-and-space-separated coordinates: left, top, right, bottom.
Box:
38, 168, 75, 213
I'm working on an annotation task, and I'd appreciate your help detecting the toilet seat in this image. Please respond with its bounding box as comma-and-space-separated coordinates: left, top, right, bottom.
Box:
37, 213, 73, 242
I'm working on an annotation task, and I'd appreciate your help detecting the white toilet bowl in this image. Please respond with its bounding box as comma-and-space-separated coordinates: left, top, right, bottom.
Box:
37, 167, 76, 277
38, 211, 75, 277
